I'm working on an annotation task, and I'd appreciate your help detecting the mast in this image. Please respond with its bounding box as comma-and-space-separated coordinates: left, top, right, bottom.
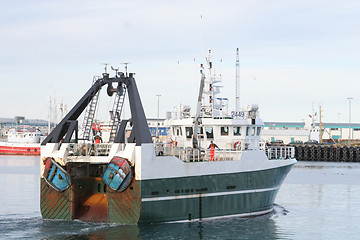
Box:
207, 50, 214, 115
53, 98, 57, 127
192, 67, 206, 149
201, 49, 215, 117
319, 105, 323, 144
192, 49, 214, 148
235, 48, 240, 112
48, 96, 52, 134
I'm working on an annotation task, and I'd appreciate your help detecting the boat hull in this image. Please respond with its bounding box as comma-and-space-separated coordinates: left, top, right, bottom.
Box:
0, 142, 40, 155
139, 163, 292, 223
40, 163, 293, 224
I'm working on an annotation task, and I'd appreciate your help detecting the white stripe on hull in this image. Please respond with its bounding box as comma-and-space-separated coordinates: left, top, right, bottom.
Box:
141, 186, 279, 202
165, 207, 275, 224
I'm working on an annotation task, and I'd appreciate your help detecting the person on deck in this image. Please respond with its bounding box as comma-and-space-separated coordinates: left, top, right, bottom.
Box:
94, 134, 102, 144
208, 141, 220, 161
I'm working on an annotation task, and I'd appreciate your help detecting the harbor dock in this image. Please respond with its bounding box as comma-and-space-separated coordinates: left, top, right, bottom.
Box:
293, 144, 360, 162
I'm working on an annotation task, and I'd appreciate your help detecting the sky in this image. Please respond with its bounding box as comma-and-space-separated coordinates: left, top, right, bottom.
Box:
1, 0, 360, 124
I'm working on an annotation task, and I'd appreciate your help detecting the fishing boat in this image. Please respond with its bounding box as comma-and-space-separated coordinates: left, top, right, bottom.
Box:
40, 59, 296, 224
0, 127, 41, 155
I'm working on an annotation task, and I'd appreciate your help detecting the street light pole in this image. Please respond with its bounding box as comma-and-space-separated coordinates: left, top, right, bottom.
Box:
347, 97, 353, 140
156, 94, 161, 138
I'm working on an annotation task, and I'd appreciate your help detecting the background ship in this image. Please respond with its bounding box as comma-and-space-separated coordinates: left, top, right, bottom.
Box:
0, 127, 41, 155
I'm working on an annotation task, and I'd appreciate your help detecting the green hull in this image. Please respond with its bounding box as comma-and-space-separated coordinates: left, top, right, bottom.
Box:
139, 164, 292, 223
41, 164, 292, 224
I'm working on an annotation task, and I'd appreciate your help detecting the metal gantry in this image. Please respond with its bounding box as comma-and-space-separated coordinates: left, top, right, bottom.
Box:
42, 72, 152, 146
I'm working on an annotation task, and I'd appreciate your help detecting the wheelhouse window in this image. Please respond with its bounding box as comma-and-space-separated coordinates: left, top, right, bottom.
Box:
233, 126, 242, 136
185, 127, 193, 139
221, 127, 229, 136
197, 127, 204, 138
246, 127, 250, 136
256, 127, 261, 136
205, 127, 214, 139
175, 127, 182, 136
252, 127, 256, 136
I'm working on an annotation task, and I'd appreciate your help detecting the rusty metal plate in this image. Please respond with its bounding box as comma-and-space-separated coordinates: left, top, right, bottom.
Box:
40, 178, 72, 220
108, 180, 141, 224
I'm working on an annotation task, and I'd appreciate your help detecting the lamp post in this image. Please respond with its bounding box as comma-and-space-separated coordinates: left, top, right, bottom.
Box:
347, 97, 353, 140
156, 94, 161, 138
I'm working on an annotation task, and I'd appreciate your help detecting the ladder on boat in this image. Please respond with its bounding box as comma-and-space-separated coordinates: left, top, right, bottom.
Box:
80, 76, 101, 140
109, 83, 126, 142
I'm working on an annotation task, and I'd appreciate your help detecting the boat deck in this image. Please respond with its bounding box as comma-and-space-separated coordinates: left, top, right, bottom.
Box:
61, 142, 295, 163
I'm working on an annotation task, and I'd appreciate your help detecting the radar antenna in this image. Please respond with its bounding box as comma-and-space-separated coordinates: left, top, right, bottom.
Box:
121, 62, 131, 77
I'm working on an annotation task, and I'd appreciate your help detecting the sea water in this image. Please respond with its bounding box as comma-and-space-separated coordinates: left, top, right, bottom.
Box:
0, 155, 359, 239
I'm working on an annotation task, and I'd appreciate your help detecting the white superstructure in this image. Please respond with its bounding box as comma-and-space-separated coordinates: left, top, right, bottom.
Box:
7, 127, 41, 143
165, 50, 265, 154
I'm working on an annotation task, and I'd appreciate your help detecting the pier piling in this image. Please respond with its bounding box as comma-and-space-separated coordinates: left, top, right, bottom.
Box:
293, 145, 360, 162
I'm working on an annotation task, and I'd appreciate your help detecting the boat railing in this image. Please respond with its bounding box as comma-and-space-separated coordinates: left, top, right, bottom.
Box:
239, 139, 260, 151
169, 138, 261, 152
155, 143, 238, 162
63, 142, 294, 161
179, 148, 236, 162
67, 143, 113, 157
265, 146, 295, 160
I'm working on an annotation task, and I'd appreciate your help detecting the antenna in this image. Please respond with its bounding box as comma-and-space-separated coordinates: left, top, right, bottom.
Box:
111, 66, 119, 76
121, 62, 131, 77
235, 48, 240, 112
103, 63, 110, 73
